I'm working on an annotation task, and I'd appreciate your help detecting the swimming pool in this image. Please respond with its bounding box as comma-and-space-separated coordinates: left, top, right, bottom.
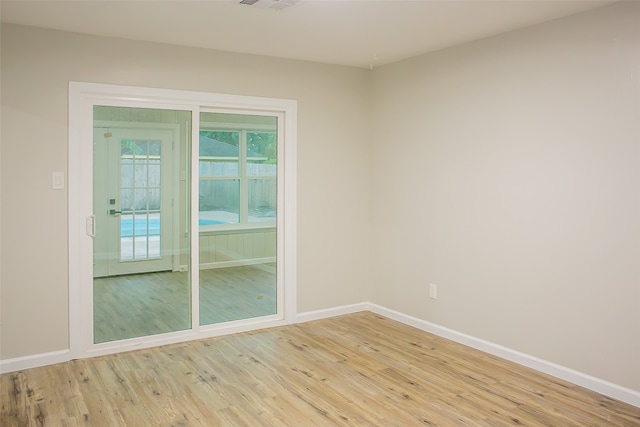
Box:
120, 217, 225, 237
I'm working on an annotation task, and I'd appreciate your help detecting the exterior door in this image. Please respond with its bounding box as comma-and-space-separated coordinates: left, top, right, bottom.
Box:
93, 127, 174, 277
70, 82, 296, 359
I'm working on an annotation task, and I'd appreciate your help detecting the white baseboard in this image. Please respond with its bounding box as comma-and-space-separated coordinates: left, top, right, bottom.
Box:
296, 302, 369, 323
198, 257, 276, 270
0, 349, 70, 374
1, 304, 364, 373
368, 303, 640, 409
3, 303, 639, 409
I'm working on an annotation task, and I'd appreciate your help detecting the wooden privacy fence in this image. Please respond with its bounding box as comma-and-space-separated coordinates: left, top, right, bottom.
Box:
120, 161, 277, 212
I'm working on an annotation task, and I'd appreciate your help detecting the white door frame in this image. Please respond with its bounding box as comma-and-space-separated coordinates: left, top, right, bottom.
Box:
69, 82, 297, 359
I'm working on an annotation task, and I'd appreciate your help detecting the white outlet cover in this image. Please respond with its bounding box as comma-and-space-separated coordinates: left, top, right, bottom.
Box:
429, 283, 437, 299
52, 171, 65, 190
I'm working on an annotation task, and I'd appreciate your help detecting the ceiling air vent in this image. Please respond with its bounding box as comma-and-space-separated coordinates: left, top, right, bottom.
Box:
238, 0, 301, 11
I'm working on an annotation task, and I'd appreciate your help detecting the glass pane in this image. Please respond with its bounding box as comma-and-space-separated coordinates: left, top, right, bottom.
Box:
134, 160, 148, 187
121, 162, 133, 187
134, 236, 148, 258
249, 178, 276, 223
199, 112, 277, 326
134, 188, 148, 211
198, 179, 239, 224
148, 188, 160, 211
247, 132, 277, 177
199, 160, 238, 177
148, 162, 160, 187
148, 235, 160, 258
121, 140, 134, 156
149, 140, 161, 156
120, 188, 133, 212
133, 214, 148, 236
120, 214, 134, 237
120, 236, 134, 260
134, 140, 148, 155
199, 131, 239, 177
148, 213, 160, 236
93, 106, 191, 344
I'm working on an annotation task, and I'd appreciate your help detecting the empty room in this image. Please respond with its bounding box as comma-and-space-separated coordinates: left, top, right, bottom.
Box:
1, 0, 639, 425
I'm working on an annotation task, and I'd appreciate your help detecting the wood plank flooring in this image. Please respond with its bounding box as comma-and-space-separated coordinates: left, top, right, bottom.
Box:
2, 312, 639, 426
94, 265, 276, 343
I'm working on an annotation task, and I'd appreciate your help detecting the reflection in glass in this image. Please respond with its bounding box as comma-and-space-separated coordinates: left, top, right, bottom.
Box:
93, 106, 191, 344
198, 112, 278, 326
198, 179, 240, 225
249, 178, 277, 223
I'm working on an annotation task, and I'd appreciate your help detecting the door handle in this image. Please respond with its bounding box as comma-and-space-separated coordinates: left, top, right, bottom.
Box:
86, 215, 96, 238
109, 209, 122, 215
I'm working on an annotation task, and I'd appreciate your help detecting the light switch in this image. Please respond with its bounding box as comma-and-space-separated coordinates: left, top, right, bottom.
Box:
52, 171, 65, 190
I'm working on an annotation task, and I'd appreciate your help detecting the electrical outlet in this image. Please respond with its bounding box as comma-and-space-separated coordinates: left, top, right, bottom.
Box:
429, 283, 438, 299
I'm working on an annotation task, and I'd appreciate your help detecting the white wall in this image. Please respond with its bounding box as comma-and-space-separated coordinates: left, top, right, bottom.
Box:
370, 1, 640, 392
0, 24, 371, 359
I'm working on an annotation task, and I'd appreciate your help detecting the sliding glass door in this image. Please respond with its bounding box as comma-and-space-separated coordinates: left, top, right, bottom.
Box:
198, 112, 278, 325
70, 82, 295, 358
92, 106, 191, 343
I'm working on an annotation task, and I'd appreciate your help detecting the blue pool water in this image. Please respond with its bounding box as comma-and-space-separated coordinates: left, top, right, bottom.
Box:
120, 217, 225, 237
199, 219, 225, 226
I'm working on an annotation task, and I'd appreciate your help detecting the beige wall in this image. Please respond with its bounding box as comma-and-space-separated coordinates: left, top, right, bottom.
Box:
370, 1, 640, 391
0, 24, 371, 359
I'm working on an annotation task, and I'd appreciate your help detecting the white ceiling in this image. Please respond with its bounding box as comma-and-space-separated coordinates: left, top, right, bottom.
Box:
0, 0, 615, 69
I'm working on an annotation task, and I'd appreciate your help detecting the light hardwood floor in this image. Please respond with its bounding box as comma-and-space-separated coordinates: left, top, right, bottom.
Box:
2, 312, 639, 426
94, 265, 277, 343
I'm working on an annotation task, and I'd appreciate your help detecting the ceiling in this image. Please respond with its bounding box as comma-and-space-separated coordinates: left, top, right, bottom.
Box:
0, 0, 615, 69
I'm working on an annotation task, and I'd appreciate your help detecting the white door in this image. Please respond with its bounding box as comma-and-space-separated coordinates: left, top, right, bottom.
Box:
93, 127, 174, 277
